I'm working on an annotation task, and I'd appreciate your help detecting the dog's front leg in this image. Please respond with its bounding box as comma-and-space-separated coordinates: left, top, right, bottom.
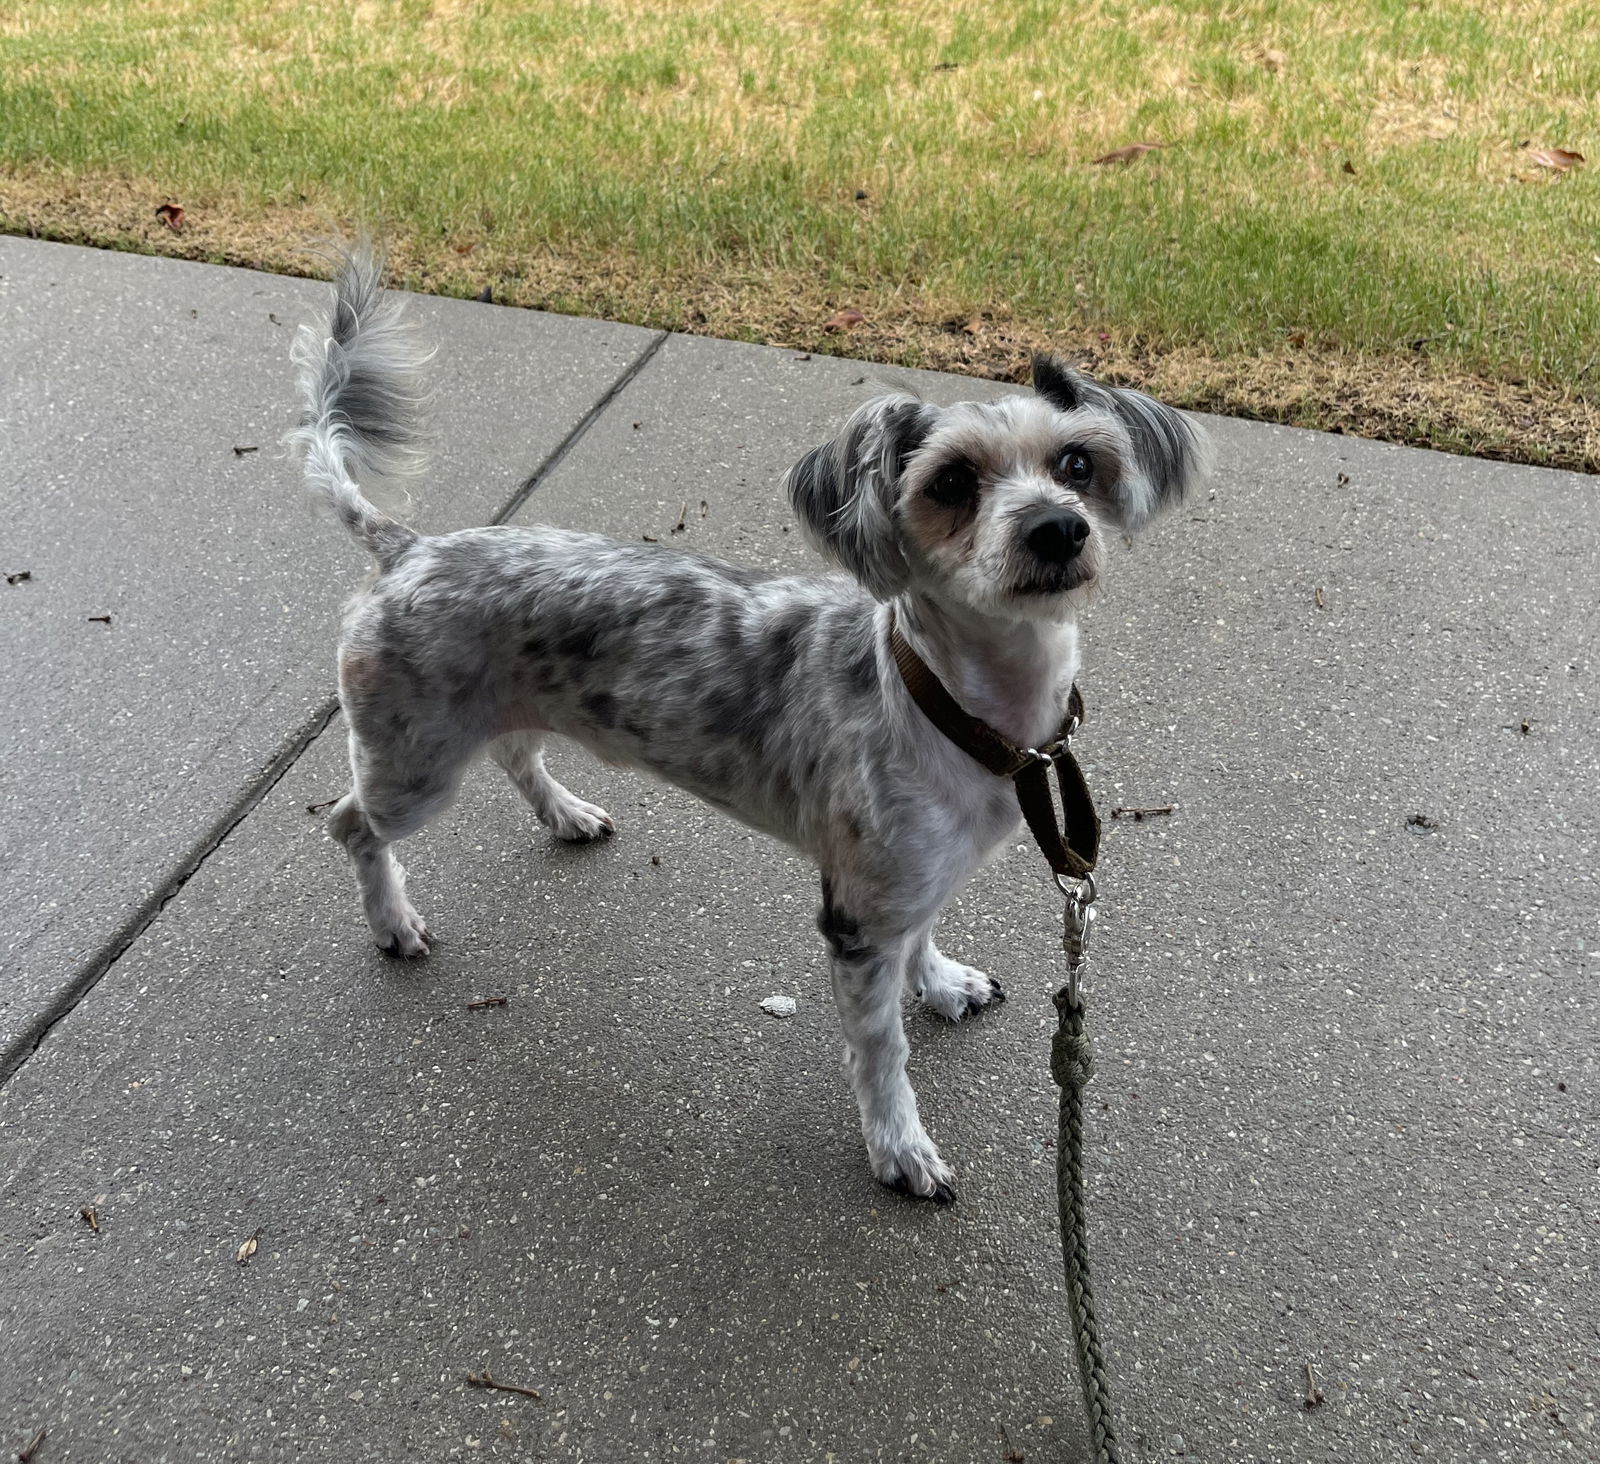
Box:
819, 885, 956, 1204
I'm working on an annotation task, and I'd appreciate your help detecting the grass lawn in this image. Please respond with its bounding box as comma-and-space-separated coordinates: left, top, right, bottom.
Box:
3, 0, 1598, 468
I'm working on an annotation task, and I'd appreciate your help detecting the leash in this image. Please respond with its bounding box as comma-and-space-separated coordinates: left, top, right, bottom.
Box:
889, 615, 1123, 1464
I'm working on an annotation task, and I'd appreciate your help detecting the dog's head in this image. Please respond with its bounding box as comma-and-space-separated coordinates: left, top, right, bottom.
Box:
785, 356, 1209, 617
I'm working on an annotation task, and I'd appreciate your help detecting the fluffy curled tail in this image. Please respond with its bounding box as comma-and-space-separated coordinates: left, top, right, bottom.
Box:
287, 245, 433, 567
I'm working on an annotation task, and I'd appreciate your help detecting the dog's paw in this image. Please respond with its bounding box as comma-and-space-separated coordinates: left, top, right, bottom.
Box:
545, 796, 616, 844
372, 903, 430, 958
917, 955, 1004, 1022
874, 1140, 958, 1206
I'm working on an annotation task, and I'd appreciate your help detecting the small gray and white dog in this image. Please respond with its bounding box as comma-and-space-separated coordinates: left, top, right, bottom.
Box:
290, 251, 1207, 1203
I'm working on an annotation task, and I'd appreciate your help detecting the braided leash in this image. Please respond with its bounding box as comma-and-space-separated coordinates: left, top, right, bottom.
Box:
886, 615, 1126, 1460
1053, 880, 1123, 1464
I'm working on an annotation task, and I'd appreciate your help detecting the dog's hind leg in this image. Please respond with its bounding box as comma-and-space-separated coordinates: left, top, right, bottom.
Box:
487, 731, 615, 843
328, 722, 472, 957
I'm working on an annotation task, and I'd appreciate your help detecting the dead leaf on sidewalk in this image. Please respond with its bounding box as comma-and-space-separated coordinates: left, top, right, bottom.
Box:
823, 308, 865, 332
1092, 141, 1163, 165
5, 570, 31, 585
79, 1205, 100, 1233
155, 202, 185, 230
236, 1229, 261, 1264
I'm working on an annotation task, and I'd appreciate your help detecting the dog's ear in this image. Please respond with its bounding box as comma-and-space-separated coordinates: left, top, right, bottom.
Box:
785, 395, 934, 599
1031, 353, 1080, 413
1033, 355, 1209, 529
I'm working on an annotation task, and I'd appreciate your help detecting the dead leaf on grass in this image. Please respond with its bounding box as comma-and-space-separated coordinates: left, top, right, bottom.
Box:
1342, 160, 1357, 175
1529, 147, 1584, 173
823, 308, 865, 332
1256, 46, 1287, 73
1092, 142, 1163, 165
154, 202, 185, 230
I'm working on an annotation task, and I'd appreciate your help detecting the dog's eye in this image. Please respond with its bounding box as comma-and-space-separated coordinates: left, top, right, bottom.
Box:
925, 461, 979, 506
1055, 449, 1093, 484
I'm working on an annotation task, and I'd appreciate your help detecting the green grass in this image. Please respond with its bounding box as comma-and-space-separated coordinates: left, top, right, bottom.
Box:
3, 0, 1599, 439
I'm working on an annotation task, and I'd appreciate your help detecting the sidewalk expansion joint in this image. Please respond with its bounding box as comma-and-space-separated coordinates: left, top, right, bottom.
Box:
491, 329, 670, 525
0, 695, 342, 1090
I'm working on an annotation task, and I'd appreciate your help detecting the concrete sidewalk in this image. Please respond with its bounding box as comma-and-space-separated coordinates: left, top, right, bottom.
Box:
1, 237, 1594, 1463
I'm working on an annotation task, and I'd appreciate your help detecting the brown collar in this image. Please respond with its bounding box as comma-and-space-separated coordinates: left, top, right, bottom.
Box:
888, 613, 1100, 882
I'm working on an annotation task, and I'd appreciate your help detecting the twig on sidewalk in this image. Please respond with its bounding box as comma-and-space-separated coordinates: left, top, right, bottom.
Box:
78, 1205, 99, 1233
465, 1368, 542, 1400
17, 1425, 48, 1462
465, 996, 508, 1010
1109, 804, 1175, 821
306, 797, 339, 814
1303, 1360, 1325, 1409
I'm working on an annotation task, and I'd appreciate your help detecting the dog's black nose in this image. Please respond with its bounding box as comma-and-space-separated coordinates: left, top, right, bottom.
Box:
1023, 510, 1090, 565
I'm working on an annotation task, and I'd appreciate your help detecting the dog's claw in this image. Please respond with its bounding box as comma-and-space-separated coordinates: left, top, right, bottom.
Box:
883, 1173, 959, 1206
959, 975, 1005, 1017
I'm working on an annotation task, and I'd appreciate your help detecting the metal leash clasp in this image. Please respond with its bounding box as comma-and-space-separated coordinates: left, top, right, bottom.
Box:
1056, 870, 1097, 1006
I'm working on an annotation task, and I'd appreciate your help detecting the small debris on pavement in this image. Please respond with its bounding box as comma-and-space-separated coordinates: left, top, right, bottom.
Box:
233, 445, 258, 457
760, 995, 797, 1018
87, 615, 112, 625
236, 1228, 261, 1265
1303, 1360, 1325, 1409
999, 1423, 1024, 1461
5, 571, 31, 585
306, 797, 339, 814
1110, 804, 1175, 821
650, 855, 662, 866
641, 535, 659, 543
1314, 586, 1325, 609
1405, 812, 1438, 832
464, 1368, 542, 1400
466, 995, 508, 1010
16, 1426, 47, 1463
671, 501, 688, 533
78, 1205, 99, 1233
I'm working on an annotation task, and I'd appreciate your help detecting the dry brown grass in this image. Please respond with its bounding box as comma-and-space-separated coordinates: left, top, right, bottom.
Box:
5, 164, 1597, 473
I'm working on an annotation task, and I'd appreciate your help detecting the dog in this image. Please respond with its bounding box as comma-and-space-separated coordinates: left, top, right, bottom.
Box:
288, 249, 1208, 1203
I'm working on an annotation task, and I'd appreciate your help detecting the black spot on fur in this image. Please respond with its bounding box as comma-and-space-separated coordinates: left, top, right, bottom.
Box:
764, 605, 810, 667
583, 691, 618, 728
817, 887, 873, 963
522, 634, 546, 658
558, 627, 600, 661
